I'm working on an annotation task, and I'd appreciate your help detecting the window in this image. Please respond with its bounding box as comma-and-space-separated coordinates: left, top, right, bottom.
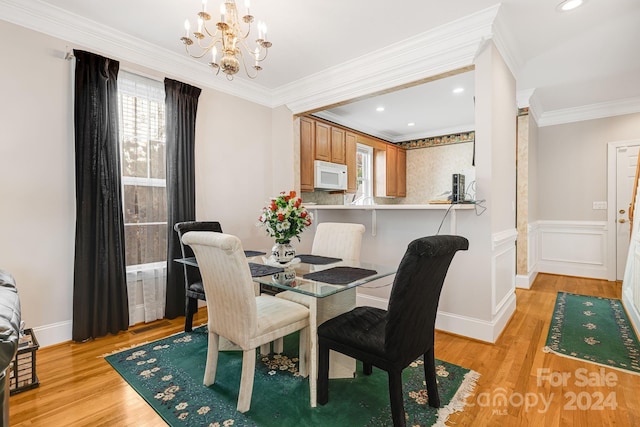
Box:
353, 144, 374, 204
118, 71, 167, 267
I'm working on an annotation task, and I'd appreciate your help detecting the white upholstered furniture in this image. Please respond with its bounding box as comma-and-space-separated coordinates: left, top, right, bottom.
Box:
181, 231, 310, 413
276, 222, 365, 307
275, 222, 365, 405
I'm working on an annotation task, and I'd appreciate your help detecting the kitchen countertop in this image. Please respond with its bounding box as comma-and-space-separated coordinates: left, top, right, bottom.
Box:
305, 203, 476, 210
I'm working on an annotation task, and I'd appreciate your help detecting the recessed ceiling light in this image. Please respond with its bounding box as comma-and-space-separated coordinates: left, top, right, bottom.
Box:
376, 106, 385, 112
453, 87, 464, 94
407, 122, 415, 127
557, 0, 584, 12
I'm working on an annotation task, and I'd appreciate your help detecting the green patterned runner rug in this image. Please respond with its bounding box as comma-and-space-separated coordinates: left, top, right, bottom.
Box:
105, 327, 479, 426
544, 292, 640, 375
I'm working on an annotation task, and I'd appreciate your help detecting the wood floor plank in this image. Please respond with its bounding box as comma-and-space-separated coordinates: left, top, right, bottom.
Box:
9, 274, 640, 426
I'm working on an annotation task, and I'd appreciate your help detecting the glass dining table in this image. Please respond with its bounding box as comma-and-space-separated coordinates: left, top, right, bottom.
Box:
175, 250, 397, 407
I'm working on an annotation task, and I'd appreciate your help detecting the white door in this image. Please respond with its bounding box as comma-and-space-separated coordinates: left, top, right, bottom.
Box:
616, 145, 640, 280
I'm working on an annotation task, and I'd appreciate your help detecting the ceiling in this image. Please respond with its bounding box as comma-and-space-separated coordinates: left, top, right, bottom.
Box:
1, 0, 639, 141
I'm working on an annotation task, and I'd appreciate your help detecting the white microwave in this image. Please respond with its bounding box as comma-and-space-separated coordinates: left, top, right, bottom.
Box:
314, 160, 347, 191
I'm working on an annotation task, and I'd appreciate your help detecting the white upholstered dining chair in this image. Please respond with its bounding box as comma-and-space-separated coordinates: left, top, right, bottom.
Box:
273, 221, 366, 389
181, 231, 310, 413
275, 222, 366, 307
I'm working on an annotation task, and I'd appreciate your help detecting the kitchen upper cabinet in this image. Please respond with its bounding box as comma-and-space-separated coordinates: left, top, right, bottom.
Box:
330, 128, 346, 164
345, 132, 357, 193
313, 120, 346, 165
300, 117, 315, 192
314, 121, 331, 162
397, 146, 406, 197
375, 144, 406, 198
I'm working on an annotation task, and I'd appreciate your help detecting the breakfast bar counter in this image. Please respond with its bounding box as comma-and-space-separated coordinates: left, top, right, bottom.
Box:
306, 203, 477, 236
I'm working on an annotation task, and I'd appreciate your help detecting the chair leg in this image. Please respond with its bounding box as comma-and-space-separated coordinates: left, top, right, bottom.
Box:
273, 337, 284, 354
237, 349, 257, 413
184, 296, 198, 332
259, 343, 271, 356
388, 370, 406, 427
298, 327, 309, 377
363, 362, 373, 375
424, 348, 441, 408
203, 332, 219, 386
317, 341, 330, 405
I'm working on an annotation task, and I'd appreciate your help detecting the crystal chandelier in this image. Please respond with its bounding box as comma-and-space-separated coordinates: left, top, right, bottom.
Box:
180, 0, 272, 80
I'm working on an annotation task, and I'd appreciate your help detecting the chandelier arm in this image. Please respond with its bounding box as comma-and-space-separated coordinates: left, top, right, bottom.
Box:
195, 36, 217, 52
256, 45, 269, 62
238, 50, 259, 79
202, 21, 220, 39
236, 38, 269, 63
185, 46, 216, 60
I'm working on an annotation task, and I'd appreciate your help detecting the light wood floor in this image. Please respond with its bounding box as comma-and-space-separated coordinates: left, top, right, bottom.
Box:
9, 273, 640, 426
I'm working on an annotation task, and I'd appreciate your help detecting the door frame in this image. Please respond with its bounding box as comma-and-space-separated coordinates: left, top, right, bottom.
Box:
607, 139, 640, 281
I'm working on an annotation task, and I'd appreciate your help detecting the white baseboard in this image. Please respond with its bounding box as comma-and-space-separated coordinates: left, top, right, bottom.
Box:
33, 302, 157, 348
32, 320, 72, 348
358, 288, 516, 343
436, 292, 516, 343
516, 270, 538, 289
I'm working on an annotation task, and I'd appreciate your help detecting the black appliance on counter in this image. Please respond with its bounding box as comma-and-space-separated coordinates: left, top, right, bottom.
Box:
452, 174, 465, 203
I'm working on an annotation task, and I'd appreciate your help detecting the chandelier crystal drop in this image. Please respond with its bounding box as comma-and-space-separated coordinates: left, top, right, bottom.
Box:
180, 0, 272, 80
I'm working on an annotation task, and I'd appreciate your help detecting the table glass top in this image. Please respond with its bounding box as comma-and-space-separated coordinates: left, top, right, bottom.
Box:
175, 252, 396, 298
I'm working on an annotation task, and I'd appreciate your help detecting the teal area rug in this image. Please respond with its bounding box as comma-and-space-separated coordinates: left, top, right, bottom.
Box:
544, 292, 640, 375
105, 327, 479, 426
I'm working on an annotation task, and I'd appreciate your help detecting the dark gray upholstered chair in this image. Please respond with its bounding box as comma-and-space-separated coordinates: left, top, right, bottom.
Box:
317, 235, 469, 427
174, 221, 223, 332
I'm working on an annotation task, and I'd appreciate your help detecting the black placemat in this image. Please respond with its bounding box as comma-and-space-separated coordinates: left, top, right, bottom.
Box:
244, 250, 267, 257
297, 254, 342, 265
249, 263, 284, 277
303, 267, 377, 285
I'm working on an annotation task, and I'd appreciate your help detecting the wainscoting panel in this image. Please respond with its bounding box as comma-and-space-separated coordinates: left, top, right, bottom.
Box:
492, 229, 517, 317
536, 220, 609, 279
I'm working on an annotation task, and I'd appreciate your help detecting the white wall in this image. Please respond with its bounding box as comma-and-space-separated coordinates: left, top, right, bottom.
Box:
537, 113, 640, 221
0, 21, 76, 345
527, 113, 640, 281
0, 19, 294, 346
471, 40, 517, 340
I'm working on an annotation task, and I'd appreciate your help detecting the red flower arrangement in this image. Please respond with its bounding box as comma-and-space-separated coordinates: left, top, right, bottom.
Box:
258, 191, 313, 244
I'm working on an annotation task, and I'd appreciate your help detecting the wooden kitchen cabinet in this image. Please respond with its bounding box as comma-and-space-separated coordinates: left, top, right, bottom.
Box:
375, 143, 406, 198
330, 127, 346, 164
397, 146, 406, 197
300, 117, 315, 192
312, 120, 345, 164
345, 132, 357, 193
314, 121, 331, 162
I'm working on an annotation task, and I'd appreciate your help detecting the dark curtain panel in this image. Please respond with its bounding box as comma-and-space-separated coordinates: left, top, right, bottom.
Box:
72, 50, 129, 342
164, 78, 202, 318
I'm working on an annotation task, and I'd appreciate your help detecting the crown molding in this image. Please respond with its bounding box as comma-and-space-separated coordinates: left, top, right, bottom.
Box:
517, 88, 535, 109
10, 1, 634, 127
537, 96, 640, 127
0, 0, 273, 106
490, 5, 522, 82
278, 5, 500, 114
